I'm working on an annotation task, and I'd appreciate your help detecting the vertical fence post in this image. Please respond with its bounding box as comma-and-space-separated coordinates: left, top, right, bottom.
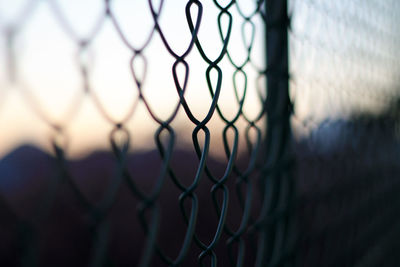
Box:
259, 0, 294, 266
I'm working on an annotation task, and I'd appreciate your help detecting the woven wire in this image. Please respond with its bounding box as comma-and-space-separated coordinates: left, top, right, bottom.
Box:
0, 0, 294, 266
289, 0, 400, 266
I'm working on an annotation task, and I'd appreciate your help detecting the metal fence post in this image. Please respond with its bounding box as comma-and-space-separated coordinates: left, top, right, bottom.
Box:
258, 0, 294, 266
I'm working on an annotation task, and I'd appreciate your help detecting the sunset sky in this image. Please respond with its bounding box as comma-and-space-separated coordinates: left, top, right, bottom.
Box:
0, 0, 265, 157
1, 0, 399, 157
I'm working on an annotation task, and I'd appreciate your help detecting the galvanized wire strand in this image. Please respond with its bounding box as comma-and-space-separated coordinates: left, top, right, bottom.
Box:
0, 0, 296, 266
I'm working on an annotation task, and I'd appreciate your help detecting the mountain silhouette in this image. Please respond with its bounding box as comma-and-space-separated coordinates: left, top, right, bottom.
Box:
1, 108, 400, 266
0, 144, 253, 266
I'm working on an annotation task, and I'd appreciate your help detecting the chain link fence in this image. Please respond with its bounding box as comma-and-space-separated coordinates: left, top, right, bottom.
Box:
290, 0, 400, 266
0, 0, 294, 266
1, 0, 400, 266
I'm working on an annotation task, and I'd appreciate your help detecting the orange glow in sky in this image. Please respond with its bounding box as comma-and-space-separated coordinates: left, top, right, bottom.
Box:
0, 0, 265, 158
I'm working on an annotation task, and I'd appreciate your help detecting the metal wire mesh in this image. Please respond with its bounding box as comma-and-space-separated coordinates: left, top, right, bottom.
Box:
289, 0, 400, 266
290, 0, 400, 124
0, 0, 294, 266
2, 0, 399, 266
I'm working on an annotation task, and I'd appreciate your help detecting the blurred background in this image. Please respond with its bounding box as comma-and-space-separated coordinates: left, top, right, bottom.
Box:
1, 0, 400, 266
